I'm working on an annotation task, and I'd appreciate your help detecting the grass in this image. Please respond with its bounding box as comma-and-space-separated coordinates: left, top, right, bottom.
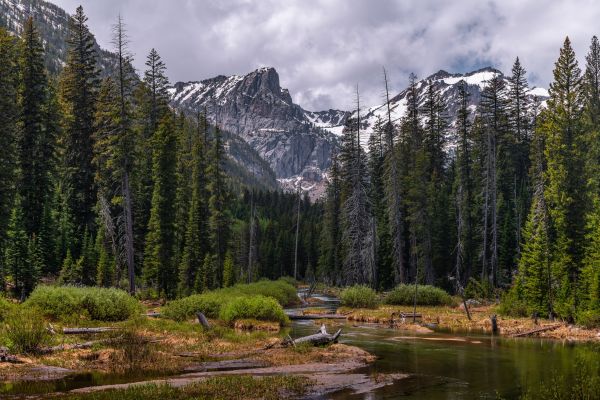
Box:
25, 286, 142, 322
340, 285, 379, 309
161, 279, 297, 322
0, 295, 16, 321
1, 306, 52, 353
219, 295, 289, 325
384, 284, 453, 306
54, 375, 309, 400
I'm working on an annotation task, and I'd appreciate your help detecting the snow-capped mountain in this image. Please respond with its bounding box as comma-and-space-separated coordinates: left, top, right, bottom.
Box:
314, 67, 549, 150
169, 67, 342, 196
0, 0, 117, 75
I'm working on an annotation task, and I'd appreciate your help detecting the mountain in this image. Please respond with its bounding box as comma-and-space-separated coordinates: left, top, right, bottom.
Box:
314, 67, 549, 150
0, 0, 117, 75
2, 0, 550, 198
0, 0, 278, 190
169, 67, 342, 196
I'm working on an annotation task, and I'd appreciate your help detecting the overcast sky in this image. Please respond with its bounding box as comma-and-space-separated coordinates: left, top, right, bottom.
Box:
51, 0, 600, 111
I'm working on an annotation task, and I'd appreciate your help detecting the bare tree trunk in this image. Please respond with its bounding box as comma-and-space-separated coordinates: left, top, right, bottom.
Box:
294, 189, 301, 280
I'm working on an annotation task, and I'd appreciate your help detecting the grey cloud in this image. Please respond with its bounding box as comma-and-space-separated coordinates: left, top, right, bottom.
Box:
52, 0, 600, 111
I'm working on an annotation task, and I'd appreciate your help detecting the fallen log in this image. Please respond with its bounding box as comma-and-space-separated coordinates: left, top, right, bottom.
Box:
511, 323, 563, 338
38, 341, 98, 354
286, 313, 347, 320
284, 324, 341, 347
63, 327, 117, 334
145, 311, 161, 318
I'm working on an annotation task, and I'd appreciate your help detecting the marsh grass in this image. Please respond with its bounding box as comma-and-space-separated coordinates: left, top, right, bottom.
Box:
54, 375, 309, 400
161, 279, 296, 322
2, 306, 52, 354
25, 286, 142, 322
340, 285, 379, 309
384, 284, 453, 306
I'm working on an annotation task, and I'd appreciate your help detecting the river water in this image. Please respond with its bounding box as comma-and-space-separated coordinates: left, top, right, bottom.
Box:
290, 293, 599, 399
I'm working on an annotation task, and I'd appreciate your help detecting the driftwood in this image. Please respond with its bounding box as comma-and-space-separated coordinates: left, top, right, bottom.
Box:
38, 341, 99, 354
512, 323, 563, 338
284, 324, 341, 347
286, 313, 347, 320
146, 311, 161, 318
196, 312, 211, 329
490, 315, 498, 334
62, 327, 117, 334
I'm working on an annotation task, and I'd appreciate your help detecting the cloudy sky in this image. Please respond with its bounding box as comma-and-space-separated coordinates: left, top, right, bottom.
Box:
51, 0, 600, 111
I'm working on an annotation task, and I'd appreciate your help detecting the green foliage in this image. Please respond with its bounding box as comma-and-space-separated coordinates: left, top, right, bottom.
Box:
218, 295, 288, 325
222, 251, 235, 287
340, 285, 379, 308
54, 376, 308, 400
161, 279, 297, 321
385, 284, 453, 306
25, 285, 141, 321
1, 306, 51, 353
464, 278, 493, 300
0, 296, 16, 321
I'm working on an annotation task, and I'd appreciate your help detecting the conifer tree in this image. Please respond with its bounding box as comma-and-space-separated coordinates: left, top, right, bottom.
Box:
5, 199, 35, 299
60, 6, 100, 239
222, 250, 235, 287
453, 80, 476, 287
178, 113, 209, 294
541, 37, 586, 319
18, 17, 55, 237
318, 151, 342, 284
0, 28, 19, 290
143, 115, 178, 298
206, 125, 231, 288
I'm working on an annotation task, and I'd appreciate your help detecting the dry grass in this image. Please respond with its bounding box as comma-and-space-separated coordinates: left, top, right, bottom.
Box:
341, 304, 600, 341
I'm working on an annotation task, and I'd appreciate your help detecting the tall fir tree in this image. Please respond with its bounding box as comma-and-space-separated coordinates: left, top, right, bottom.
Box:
143, 115, 178, 298
206, 125, 231, 288
60, 6, 100, 242
541, 37, 586, 319
178, 113, 209, 294
18, 17, 56, 237
0, 28, 19, 290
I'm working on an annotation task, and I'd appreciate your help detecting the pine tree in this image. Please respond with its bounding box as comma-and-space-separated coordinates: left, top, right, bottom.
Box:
0, 28, 19, 291
541, 37, 586, 319
453, 80, 476, 287
143, 48, 169, 132
340, 89, 375, 286
512, 122, 553, 317
95, 223, 115, 287
178, 113, 209, 294
222, 250, 235, 287
207, 125, 231, 288
5, 199, 35, 299
507, 58, 531, 263
60, 6, 100, 239
143, 115, 178, 298
18, 17, 55, 237
318, 151, 342, 284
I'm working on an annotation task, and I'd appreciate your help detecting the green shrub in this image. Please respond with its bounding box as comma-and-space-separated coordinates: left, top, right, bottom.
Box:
162, 279, 298, 322
219, 295, 288, 325
576, 309, 600, 328
2, 307, 51, 354
384, 284, 453, 306
0, 296, 16, 321
161, 292, 225, 321
25, 285, 141, 322
496, 288, 529, 317
340, 285, 379, 309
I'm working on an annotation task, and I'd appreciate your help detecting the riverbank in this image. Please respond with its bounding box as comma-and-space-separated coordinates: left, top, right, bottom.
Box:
339, 304, 600, 341
1, 312, 394, 398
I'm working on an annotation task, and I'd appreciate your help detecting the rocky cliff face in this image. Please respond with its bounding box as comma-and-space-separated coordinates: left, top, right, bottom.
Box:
169, 67, 342, 194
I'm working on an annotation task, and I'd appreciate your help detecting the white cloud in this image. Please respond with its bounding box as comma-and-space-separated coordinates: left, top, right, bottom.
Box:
52, 0, 600, 111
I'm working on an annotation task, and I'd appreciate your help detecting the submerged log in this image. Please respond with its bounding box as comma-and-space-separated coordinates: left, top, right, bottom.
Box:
284, 324, 342, 347
512, 323, 563, 337
62, 327, 117, 334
